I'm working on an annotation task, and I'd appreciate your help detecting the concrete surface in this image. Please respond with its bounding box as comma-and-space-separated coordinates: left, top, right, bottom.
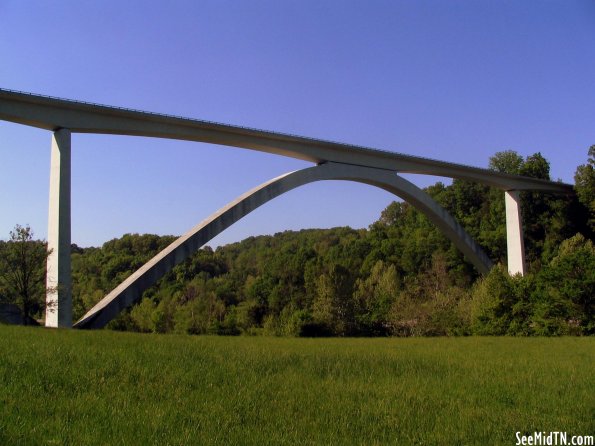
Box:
75, 162, 493, 329
45, 129, 72, 328
505, 190, 527, 276
0, 88, 574, 192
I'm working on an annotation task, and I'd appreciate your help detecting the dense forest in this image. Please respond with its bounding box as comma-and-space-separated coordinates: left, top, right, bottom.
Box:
2, 149, 594, 336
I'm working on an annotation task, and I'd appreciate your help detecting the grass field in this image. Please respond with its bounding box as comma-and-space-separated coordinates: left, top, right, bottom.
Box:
0, 325, 593, 445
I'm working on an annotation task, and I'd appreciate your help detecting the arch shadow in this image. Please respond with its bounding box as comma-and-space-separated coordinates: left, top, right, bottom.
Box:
75, 162, 492, 329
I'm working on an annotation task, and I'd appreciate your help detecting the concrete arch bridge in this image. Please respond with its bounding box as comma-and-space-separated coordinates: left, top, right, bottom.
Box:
0, 89, 573, 329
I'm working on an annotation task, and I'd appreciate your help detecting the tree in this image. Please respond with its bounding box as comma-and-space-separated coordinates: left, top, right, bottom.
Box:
488, 150, 523, 174
470, 265, 517, 335
312, 264, 355, 335
353, 260, 399, 335
0, 225, 50, 323
518, 153, 552, 265
533, 234, 595, 335
574, 146, 595, 231
519, 152, 550, 180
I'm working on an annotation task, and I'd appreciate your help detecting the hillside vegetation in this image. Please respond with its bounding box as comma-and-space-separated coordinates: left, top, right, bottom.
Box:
65, 150, 594, 336
1, 150, 593, 335
0, 325, 593, 445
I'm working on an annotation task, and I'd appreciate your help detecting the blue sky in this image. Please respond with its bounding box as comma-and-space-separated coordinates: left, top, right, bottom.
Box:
1, 1, 594, 248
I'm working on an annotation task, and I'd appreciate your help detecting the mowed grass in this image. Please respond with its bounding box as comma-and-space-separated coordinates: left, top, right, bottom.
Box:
0, 326, 593, 445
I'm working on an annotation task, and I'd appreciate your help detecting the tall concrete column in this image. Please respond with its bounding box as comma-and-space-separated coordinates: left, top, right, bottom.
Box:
505, 190, 526, 276
45, 129, 72, 327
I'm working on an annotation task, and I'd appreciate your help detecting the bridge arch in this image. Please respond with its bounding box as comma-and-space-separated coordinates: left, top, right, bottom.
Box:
75, 162, 493, 329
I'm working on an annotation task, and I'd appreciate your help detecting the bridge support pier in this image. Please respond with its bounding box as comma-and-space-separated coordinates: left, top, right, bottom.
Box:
505, 190, 526, 276
45, 129, 72, 327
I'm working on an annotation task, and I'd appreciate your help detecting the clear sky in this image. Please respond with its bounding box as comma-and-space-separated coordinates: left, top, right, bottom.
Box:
1, 1, 594, 248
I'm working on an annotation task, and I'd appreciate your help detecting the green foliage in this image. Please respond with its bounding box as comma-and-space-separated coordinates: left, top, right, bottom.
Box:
574, 146, 595, 231
353, 260, 399, 335
488, 150, 524, 174
388, 253, 470, 336
519, 152, 550, 180
1, 151, 590, 336
311, 264, 354, 336
63, 150, 593, 337
533, 234, 595, 335
470, 265, 528, 335
469, 234, 594, 336
0, 225, 49, 321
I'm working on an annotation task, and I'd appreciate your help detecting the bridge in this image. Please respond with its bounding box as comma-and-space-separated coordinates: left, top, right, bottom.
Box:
0, 89, 573, 328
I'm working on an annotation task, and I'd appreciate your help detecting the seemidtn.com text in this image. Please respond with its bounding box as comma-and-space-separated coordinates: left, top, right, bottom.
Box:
516, 432, 594, 446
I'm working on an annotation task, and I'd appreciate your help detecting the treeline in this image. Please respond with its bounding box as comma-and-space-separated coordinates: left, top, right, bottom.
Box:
66, 149, 594, 337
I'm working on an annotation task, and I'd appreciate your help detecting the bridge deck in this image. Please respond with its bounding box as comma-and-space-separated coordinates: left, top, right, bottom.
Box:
0, 88, 572, 192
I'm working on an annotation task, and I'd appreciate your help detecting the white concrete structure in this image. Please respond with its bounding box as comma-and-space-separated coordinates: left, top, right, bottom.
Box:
45, 129, 72, 327
0, 89, 574, 328
505, 190, 527, 276
0, 89, 572, 192
75, 162, 494, 329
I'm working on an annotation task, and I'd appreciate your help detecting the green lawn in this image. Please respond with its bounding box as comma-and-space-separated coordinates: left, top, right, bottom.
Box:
0, 325, 593, 445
